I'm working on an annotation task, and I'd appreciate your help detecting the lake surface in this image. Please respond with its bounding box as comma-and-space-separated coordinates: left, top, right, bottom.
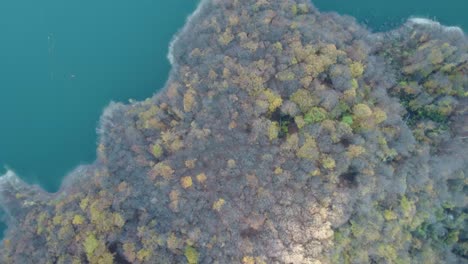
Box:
0, 0, 466, 234
313, 0, 467, 32
0, 0, 199, 192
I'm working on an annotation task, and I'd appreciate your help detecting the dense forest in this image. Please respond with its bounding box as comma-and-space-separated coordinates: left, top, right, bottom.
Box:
0, 0, 466, 263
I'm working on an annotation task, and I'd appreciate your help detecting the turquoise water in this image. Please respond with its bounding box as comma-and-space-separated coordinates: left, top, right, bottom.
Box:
0, 0, 198, 192
0, 0, 466, 234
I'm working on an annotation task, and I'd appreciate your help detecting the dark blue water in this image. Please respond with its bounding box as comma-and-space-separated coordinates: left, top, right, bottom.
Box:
313, 0, 467, 32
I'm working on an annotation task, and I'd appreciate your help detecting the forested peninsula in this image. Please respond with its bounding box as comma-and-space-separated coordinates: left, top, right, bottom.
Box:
0, 0, 466, 263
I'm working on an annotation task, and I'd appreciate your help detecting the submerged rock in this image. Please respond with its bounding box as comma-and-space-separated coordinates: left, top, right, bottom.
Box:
0, 0, 466, 263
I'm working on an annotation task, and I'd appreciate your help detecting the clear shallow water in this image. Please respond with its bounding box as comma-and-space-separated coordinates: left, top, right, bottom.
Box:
0, 0, 466, 235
